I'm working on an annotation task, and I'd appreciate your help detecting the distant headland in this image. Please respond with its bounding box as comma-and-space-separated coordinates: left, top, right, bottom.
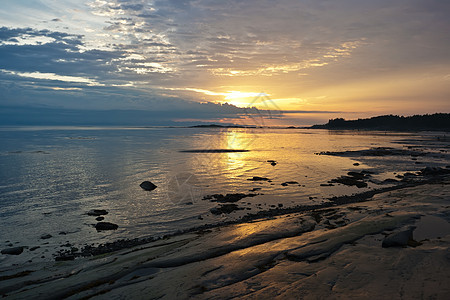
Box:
189, 124, 257, 128
310, 113, 450, 131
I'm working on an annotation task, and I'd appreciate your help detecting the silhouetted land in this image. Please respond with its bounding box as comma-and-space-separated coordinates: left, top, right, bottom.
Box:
189, 124, 256, 128
311, 113, 450, 131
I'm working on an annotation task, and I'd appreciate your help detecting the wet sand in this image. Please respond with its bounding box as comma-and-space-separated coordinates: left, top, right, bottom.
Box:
1, 178, 449, 299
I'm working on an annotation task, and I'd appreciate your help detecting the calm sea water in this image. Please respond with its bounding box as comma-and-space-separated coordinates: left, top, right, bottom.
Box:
0, 127, 448, 265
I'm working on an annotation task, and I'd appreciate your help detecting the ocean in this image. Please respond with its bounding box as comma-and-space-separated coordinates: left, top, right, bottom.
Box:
0, 126, 448, 265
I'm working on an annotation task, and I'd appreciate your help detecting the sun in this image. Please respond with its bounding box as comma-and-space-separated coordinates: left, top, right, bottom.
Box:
222, 91, 268, 108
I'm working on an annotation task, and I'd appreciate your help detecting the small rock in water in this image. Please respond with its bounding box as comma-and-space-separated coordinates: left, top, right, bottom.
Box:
330, 175, 368, 188
87, 209, 109, 216
1, 246, 24, 255
267, 160, 277, 166
40, 234, 52, 240
96, 217, 104, 221
204, 193, 258, 203
140, 181, 157, 191
95, 222, 119, 231
30, 246, 40, 251
353, 162, 360, 166
281, 181, 299, 186
248, 176, 270, 181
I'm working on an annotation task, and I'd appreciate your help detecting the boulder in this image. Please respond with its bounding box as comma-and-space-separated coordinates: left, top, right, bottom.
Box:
87, 209, 108, 216
419, 167, 450, 176
40, 234, 52, 240
140, 181, 157, 191
95, 222, 119, 231
1, 246, 24, 255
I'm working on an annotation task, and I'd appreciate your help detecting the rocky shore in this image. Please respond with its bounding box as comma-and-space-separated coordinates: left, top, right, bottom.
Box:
1, 175, 449, 299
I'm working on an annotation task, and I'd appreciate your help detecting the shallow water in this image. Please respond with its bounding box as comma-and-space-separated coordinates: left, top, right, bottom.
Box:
0, 127, 448, 265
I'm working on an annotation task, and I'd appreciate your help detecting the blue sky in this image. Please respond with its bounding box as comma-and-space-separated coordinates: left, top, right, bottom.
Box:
0, 0, 449, 125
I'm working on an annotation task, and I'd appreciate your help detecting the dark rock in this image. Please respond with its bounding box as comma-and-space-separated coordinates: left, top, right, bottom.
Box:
419, 167, 450, 176
404, 172, 416, 177
330, 176, 367, 188
281, 181, 299, 186
95, 222, 119, 231
55, 255, 75, 261
249, 187, 261, 192
40, 234, 52, 240
383, 178, 399, 184
267, 160, 277, 166
247, 176, 270, 181
353, 163, 360, 166
140, 181, 157, 191
204, 193, 258, 203
1, 246, 24, 255
317, 147, 427, 157
320, 183, 334, 186
382, 228, 415, 248
96, 216, 104, 221
347, 171, 367, 180
87, 209, 108, 216
29, 246, 40, 251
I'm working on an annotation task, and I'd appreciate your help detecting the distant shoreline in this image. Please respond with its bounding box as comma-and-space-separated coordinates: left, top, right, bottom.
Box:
309, 113, 450, 132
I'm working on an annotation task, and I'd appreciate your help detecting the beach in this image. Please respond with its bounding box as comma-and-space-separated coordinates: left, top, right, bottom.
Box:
1, 175, 449, 299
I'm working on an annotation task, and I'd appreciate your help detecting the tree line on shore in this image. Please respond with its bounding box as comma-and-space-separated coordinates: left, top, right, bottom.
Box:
311, 113, 450, 131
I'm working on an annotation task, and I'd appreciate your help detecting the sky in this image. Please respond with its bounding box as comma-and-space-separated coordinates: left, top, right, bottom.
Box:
0, 0, 449, 126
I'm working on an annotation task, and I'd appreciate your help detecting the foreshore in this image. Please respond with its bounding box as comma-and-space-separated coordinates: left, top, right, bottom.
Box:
1, 176, 449, 299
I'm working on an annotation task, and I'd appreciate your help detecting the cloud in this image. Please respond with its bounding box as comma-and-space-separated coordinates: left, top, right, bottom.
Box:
0, 0, 448, 124
0, 69, 102, 86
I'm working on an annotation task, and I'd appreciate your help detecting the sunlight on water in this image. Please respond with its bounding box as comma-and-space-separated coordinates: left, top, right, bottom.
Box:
0, 127, 448, 265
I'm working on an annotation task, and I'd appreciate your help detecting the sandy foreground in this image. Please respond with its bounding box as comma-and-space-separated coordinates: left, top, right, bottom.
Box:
1, 181, 450, 299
